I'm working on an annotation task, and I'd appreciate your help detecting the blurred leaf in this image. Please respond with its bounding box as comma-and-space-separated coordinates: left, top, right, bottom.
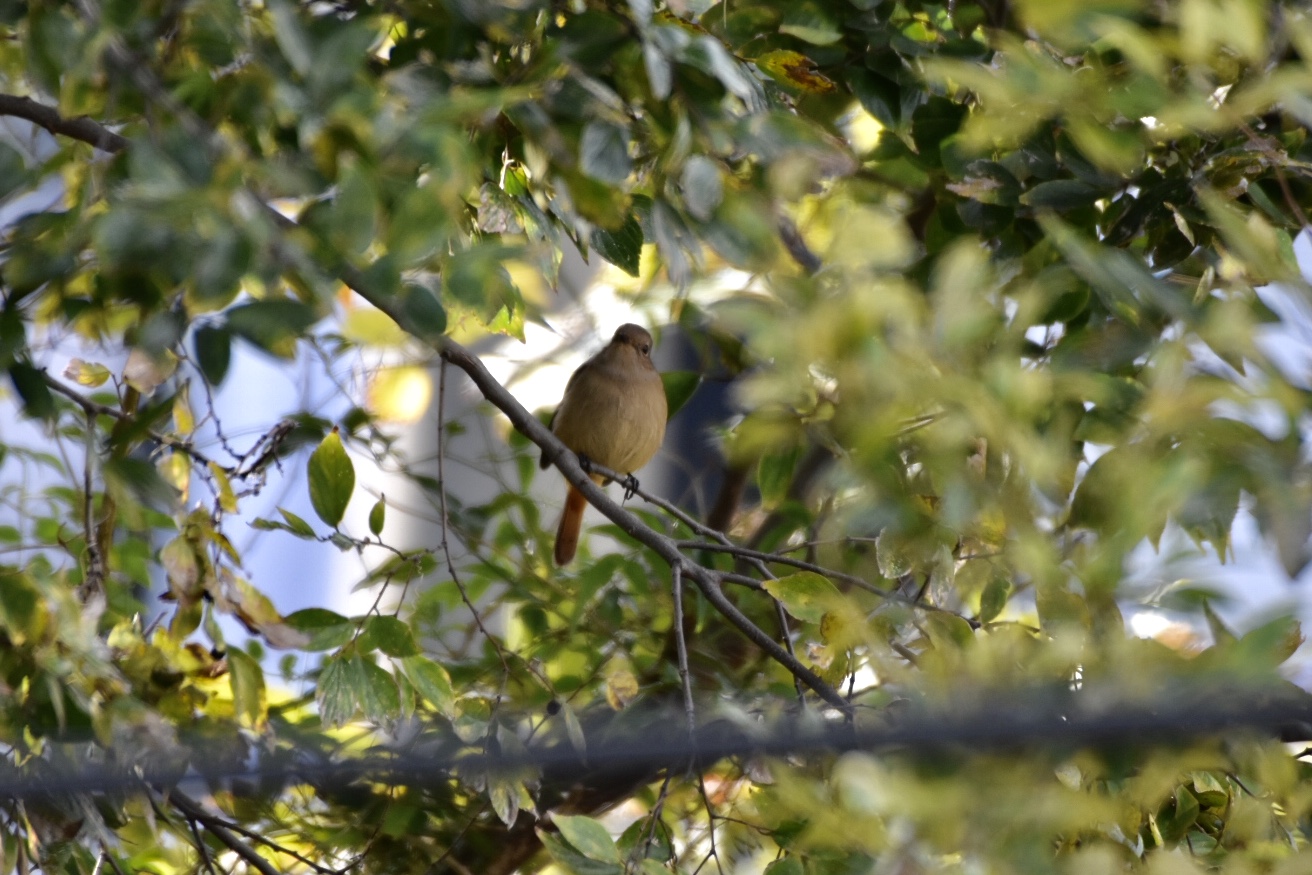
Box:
779, 3, 842, 45
755, 50, 837, 94
660, 370, 700, 418
225, 300, 318, 359
765, 571, 839, 624
228, 649, 267, 728
64, 358, 111, 388
8, 362, 55, 420
104, 457, 179, 512
580, 121, 633, 185
978, 577, 1010, 624
554, 815, 621, 864
681, 156, 724, 222
193, 325, 232, 386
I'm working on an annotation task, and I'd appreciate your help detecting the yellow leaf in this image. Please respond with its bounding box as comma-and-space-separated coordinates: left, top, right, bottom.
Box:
367, 366, 432, 424
209, 462, 238, 513
341, 306, 410, 348
605, 668, 638, 710
173, 381, 195, 435
64, 358, 111, 388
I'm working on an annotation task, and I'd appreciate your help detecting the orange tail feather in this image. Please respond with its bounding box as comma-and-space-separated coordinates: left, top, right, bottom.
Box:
554, 484, 588, 565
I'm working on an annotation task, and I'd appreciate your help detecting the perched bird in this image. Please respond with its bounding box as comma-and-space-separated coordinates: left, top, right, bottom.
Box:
541, 324, 667, 565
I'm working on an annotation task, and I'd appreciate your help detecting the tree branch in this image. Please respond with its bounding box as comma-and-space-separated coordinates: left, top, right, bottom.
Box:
0, 94, 129, 153
168, 791, 283, 875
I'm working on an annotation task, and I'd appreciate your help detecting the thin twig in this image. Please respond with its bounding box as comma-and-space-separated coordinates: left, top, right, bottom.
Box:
168, 792, 283, 875
184, 815, 221, 875
435, 361, 515, 683
79, 406, 104, 598
44, 373, 220, 469
673, 563, 696, 737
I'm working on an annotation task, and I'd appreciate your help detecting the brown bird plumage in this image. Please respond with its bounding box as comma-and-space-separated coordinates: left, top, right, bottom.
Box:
541, 324, 667, 565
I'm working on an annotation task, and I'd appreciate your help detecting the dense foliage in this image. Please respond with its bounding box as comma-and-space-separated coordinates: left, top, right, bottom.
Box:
5, 0, 1312, 872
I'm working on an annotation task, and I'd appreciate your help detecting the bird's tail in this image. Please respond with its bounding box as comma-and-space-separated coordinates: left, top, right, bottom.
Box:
554, 483, 589, 565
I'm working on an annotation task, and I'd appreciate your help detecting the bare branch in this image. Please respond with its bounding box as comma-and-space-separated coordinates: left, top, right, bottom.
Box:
0, 94, 128, 153
168, 791, 283, 875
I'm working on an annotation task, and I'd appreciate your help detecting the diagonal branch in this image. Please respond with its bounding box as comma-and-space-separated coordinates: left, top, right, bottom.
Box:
0, 94, 129, 153
167, 791, 283, 875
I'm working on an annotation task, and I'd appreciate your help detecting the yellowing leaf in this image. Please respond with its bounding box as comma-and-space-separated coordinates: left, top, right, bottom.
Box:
64, 358, 111, 388
755, 50, 837, 94
605, 668, 639, 710
173, 381, 194, 435
341, 306, 411, 348
209, 462, 238, 513
123, 348, 178, 395
160, 451, 191, 499
764, 571, 840, 624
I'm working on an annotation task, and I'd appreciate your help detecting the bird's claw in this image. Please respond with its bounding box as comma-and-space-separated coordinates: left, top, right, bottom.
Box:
576, 453, 594, 474
621, 474, 640, 500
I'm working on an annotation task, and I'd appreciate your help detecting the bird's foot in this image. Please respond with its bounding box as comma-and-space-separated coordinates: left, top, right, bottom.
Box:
576, 452, 594, 474
621, 474, 640, 500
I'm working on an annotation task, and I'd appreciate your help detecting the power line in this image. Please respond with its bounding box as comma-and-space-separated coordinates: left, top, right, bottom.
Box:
3, 680, 1310, 803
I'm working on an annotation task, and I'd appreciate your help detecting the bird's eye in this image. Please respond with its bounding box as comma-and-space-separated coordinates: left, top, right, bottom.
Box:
641, 344, 650, 355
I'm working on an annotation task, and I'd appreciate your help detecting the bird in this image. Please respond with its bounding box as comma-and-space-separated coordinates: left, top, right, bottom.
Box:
541, 324, 668, 565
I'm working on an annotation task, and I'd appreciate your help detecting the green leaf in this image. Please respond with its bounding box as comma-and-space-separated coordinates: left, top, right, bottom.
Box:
590, 213, 644, 276
978, 577, 1010, 624
764, 858, 804, 875
8, 362, 55, 420
317, 654, 355, 726
354, 656, 401, 722
228, 648, 267, 727
757, 446, 800, 508
1020, 179, 1103, 210
330, 162, 378, 256
104, 457, 179, 512
764, 571, 839, 624
267, 0, 312, 75
358, 615, 420, 657
579, 120, 632, 185
539, 831, 623, 875
368, 497, 386, 536
554, 814, 621, 864
660, 370, 700, 418
779, 3, 842, 45
193, 228, 251, 308
923, 612, 975, 650
401, 656, 456, 717
193, 325, 232, 386
400, 283, 447, 342
0, 141, 29, 201
225, 300, 318, 359
279, 507, 317, 538
307, 429, 355, 528
681, 156, 724, 222
284, 608, 354, 652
